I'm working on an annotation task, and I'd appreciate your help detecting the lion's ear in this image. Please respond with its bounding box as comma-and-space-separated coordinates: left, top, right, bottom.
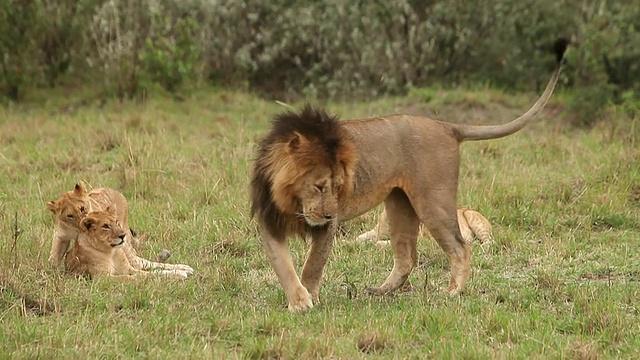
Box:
81, 217, 94, 231
287, 132, 309, 153
46, 201, 59, 214
73, 181, 87, 195
104, 205, 116, 216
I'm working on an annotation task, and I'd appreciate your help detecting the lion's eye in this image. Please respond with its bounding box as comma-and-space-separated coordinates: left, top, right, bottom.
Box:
315, 184, 324, 193
79, 206, 86, 213
102, 224, 111, 230
66, 214, 74, 220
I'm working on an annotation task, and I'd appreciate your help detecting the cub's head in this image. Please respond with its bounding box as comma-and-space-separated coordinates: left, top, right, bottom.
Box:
80, 206, 126, 251
46, 182, 90, 231
251, 105, 356, 236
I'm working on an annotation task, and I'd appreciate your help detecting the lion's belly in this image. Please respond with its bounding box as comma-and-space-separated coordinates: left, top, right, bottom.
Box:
338, 166, 399, 222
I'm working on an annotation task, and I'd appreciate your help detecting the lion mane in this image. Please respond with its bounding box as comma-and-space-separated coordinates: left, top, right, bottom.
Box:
250, 105, 356, 238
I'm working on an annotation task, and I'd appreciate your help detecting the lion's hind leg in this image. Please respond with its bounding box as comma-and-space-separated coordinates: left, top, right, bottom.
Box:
418, 194, 471, 295
366, 189, 420, 296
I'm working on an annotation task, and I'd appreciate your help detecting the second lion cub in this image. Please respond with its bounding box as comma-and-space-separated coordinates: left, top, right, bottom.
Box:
358, 208, 493, 246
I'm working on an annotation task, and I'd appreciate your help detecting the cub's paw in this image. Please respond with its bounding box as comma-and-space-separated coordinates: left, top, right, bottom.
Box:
446, 279, 463, 296
174, 264, 195, 274
157, 269, 189, 279
48, 255, 61, 267
356, 230, 377, 242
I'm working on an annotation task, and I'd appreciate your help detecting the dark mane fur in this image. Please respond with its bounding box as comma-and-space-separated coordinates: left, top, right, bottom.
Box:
250, 104, 354, 238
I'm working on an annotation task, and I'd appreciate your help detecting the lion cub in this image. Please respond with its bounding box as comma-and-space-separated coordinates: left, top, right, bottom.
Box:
47, 181, 135, 266
358, 208, 493, 247
66, 207, 192, 279
47, 181, 194, 276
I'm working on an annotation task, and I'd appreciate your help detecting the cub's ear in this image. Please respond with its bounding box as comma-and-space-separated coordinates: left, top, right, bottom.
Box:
73, 181, 87, 195
104, 205, 116, 216
81, 217, 95, 231
287, 132, 309, 153
46, 201, 59, 213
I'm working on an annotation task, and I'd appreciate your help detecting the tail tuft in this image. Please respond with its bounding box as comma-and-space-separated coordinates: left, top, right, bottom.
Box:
553, 37, 570, 64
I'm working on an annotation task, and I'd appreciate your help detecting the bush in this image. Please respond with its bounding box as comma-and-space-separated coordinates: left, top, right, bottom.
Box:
0, 0, 638, 117
0, 0, 38, 100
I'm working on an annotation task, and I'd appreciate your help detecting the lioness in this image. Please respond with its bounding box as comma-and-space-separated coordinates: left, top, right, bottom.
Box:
357, 208, 492, 246
47, 181, 194, 275
251, 41, 568, 311
66, 207, 192, 279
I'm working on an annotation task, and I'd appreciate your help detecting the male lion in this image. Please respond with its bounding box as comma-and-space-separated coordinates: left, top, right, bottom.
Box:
251, 41, 568, 311
65, 207, 193, 279
357, 208, 492, 246
47, 181, 194, 275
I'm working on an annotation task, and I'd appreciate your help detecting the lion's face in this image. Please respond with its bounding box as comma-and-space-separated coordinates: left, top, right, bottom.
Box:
251, 106, 356, 236
80, 207, 126, 252
295, 165, 346, 226
47, 182, 90, 231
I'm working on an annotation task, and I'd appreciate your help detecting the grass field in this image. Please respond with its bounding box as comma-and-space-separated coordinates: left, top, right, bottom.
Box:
1, 85, 639, 359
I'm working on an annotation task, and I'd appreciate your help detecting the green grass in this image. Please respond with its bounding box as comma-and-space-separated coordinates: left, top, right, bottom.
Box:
1, 86, 639, 359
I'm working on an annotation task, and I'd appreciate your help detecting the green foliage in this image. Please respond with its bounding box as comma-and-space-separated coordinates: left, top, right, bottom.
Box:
140, 2, 200, 93
0, 0, 37, 100
1, 0, 639, 122
566, 83, 616, 128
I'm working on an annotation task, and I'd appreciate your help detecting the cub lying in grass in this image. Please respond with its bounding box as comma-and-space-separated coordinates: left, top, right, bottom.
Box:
65, 207, 193, 279
357, 208, 493, 247
47, 181, 194, 276
47, 181, 136, 267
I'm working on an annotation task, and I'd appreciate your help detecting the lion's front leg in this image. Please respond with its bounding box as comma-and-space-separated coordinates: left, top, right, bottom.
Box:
260, 227, 313, 312
300, 221, 336, 304
49, 230, 76, 266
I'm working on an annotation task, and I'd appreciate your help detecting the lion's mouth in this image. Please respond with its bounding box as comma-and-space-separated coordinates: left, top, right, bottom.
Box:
304, 214, 334, 227
111, 238, 125, 247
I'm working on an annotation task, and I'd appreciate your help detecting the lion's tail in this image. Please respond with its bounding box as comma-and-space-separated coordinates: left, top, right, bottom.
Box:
451, 38, 569, 142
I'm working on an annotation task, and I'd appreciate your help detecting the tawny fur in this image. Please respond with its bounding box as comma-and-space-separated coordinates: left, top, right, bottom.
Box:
65, 207, 193, 279
47, 181, 193, 275
357, 208, 493, 246
251, 46, 567, 312
47, 181, 134, 266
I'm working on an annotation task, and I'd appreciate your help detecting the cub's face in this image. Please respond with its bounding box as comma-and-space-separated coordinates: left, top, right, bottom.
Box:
47, 182, 90, 231
80, 208, 126, 252
296, 166, 345, 227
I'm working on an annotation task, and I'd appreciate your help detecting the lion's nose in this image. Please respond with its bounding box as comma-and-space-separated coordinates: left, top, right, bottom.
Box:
118, 234, 126, 240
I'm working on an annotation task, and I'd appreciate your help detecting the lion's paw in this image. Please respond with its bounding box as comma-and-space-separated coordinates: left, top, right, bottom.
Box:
356, 230, 377, 242
446, 280, 462, 296
365, 286, 387, 296
157, 269, 189, 279
174, 264, 194, 274
287, 287, 314, 312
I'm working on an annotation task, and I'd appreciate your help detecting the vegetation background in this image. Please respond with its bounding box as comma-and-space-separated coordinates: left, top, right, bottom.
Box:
1, 0, 639, 358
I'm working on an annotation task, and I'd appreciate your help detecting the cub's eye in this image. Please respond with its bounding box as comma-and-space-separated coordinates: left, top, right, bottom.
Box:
66, 214, 74, 220
102, 224, 111, 230
315, 184, 324, 193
